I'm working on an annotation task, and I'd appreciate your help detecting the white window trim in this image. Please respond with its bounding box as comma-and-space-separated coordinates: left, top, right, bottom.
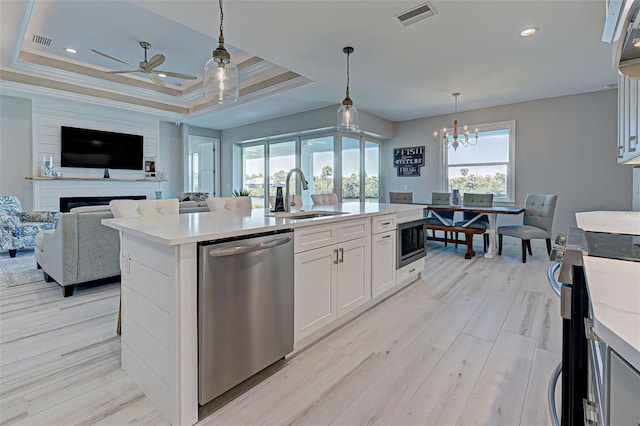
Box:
440, 120, 516, 204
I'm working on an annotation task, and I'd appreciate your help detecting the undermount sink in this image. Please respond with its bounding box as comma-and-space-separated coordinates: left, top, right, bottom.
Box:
266, 210, 347, 219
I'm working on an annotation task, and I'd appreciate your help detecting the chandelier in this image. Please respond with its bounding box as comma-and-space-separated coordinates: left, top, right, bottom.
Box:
434, 92, 478, 151
203, 0, 239, 104
337, 46, 359, 132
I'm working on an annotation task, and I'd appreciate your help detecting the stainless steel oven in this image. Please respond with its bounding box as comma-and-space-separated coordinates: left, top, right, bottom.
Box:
397, 218, 427, 268
547, 228, 640, 426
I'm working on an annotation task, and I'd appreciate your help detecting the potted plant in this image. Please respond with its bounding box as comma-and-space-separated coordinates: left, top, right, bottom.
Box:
232, 188, 251, 197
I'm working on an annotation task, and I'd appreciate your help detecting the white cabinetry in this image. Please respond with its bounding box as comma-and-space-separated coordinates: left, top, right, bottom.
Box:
294, 219, 371, 342
617, 73, 640, 164
607, 349, 640, 425
371, 214, 397, 297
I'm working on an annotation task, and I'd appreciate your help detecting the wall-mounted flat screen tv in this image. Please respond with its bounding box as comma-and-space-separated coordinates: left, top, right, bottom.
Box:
61, 126, 144, 170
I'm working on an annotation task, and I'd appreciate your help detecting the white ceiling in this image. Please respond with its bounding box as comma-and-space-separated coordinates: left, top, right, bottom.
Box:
0, 0, 619, 130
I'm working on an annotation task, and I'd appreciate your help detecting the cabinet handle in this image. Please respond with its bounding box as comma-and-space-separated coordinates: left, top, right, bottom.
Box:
409, 268, 416, 273
582, 398, 599, 425
382, 235, 391, 239
584, 318, 600, 342
333, 248, 339, 264
630, 135, 637, 152
618, 145, 625, 159
381, 221, 391, 226
338, 248, 344, 263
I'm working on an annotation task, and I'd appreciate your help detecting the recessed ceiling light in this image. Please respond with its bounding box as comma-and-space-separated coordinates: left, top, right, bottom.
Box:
157, 73, 167, 78
64, 48, 78, 54
520, 27, 538, 37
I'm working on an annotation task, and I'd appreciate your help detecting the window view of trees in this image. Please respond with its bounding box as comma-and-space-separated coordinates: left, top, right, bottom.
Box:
448, 168, 507, 198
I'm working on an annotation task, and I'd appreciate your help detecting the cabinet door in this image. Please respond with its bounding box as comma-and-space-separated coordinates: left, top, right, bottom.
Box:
372, 231, 396, 297
337, 236, 371, 316
294, 245, 338, 341
337, 218, 370, 243
608, 349, 640, 425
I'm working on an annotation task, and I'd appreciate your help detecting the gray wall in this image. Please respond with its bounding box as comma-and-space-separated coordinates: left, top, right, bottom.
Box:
384, 89, 632, 233
220, 105, 394, 195
158, 121, 184, 199
0, 96, 33, 209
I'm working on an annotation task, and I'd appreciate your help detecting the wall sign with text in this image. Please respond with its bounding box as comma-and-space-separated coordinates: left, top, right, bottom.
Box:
393, 146, 425, 177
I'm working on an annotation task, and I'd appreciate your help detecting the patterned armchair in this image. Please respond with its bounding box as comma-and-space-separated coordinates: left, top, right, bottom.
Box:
179, 192, 209, 202
0, 196, 58, 257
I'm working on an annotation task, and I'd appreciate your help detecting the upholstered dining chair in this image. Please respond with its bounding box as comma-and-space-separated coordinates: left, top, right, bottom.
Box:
426, 192, 455, 244
206, 196, 252, 212
311, 193, 339, 205
389, 192, 413, 204
455, 193, 493, 252
498, 194, 558, 263
109, 198, 180, 335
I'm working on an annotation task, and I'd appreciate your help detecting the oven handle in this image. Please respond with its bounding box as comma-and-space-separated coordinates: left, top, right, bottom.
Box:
547, 262, 562, 298
548, 361, 562, 426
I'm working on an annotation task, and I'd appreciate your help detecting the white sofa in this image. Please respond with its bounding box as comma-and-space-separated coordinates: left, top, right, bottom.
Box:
35, 201, 209, 296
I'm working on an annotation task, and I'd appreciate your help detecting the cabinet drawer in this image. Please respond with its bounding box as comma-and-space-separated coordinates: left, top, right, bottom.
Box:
396, 258, 424, 283
294, 224, 338, 253
337, 219, 370, 242
372, 214, 396, 234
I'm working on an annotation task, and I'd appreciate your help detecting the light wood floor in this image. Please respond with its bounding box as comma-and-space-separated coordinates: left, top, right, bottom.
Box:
0, 239, 561, 426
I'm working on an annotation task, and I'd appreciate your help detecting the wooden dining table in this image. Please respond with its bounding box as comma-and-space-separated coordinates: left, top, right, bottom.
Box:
421, 204, 525, 258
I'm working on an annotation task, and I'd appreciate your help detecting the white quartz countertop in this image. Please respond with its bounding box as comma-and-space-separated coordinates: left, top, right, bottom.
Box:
576, 210, 640, 235
576, 210, 640, 370
102, 202, 422, 246
582, 256, 640, 371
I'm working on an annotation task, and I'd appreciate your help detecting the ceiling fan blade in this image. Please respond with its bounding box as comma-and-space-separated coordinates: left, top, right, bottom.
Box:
146, 54, 165, 70
91, 49, 137, 68
154, 70, 198, 80
104, 70, 139, 74
146, 71, 165, 87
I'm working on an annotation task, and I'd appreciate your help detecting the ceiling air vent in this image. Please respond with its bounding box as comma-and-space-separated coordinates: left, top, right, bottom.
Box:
395, 2, 437, 26
32, 34, 52, 47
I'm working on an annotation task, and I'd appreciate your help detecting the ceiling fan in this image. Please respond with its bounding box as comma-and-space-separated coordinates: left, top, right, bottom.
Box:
91, 41, 197, 87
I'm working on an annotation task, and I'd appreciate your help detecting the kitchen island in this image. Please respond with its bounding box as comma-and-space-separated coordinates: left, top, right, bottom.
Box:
102, 202, 426, 426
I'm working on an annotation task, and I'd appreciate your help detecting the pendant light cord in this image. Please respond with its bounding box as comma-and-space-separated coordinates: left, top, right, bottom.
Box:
219, 0, 224, 36
346, 52, 350, 91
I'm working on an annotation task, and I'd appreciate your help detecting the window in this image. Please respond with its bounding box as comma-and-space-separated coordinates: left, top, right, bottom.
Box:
442, 120, 515, 203
238, 131, 382, 207
301, 136, 334, 206
342, 137, 361, 201
242, 144, 265, 207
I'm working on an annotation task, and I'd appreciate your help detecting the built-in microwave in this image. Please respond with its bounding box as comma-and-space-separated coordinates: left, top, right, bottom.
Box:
397, 218, 427, 269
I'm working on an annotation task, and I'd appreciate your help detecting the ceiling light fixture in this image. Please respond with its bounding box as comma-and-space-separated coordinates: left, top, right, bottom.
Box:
64, 48, 77, 54
520, 27, 538, 37
434, 92, 478, 151
203, 0, 239, 104
337, 46, 358, 132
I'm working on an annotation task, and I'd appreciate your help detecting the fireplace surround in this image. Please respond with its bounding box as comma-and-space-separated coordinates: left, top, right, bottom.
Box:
60, 195, 146, 212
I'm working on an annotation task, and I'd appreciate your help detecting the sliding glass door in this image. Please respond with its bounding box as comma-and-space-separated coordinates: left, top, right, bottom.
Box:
239, 132, 381, 207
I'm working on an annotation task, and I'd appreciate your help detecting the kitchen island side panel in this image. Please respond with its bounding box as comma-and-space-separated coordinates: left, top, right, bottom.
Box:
120, 233, 198, 426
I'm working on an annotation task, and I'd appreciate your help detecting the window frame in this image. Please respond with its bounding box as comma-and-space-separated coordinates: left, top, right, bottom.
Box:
440, 120, 516, 204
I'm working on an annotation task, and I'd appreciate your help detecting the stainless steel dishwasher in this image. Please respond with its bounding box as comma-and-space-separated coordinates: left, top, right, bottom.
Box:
197, 229, 294, 405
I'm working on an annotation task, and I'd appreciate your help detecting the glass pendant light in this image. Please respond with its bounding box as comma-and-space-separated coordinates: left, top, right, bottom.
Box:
337, 46, 359, 132
203, 0, 239, 104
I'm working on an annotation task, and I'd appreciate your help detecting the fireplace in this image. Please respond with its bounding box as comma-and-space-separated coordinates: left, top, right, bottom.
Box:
60, 195, 147, 212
